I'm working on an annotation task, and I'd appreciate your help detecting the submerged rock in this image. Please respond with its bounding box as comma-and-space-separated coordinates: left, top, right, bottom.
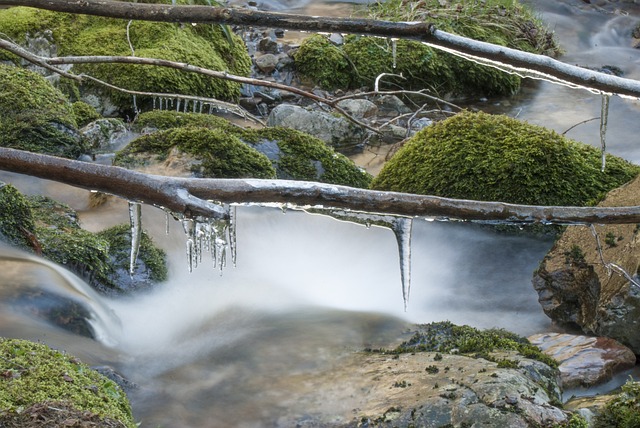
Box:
533, 174, 640, 353
528, 332, 636, 388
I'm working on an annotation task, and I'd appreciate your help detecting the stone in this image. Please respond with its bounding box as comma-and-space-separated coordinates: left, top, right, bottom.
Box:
80, 118, 129, 152
336, 98, 378, 119
528, 333, 636, 388
254, 53, 279, 74
374, 94, 412, 116
267, 103, 366, 150
532, 174, 640, 353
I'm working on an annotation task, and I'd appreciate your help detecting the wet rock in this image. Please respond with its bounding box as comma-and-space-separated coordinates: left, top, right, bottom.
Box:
267, 103, 366, 150
80, 118, 129, 153
528, 333, 636, 388
532, 174, 640, 353
258, 37, 279, 54
336, 99, 378, 119
374, 94, 412, 116
255, 53, 279, 74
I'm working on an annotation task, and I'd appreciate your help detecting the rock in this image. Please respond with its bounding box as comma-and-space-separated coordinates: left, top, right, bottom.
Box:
336, 98, 378, 119
532, 174, 640, 353
267, 103, 366, 150
80, 118, 129, 153
258, 37, 279, 54
375, 94, 412, 116
528, 333, 636, 388
255, 53, 279, 74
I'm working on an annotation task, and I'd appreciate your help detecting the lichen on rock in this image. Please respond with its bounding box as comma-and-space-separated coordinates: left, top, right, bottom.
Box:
0, 338, 135, 428
371, 111, 640, 206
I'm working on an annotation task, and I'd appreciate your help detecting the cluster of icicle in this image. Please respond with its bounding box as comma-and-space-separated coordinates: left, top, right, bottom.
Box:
153, 96, 219, 116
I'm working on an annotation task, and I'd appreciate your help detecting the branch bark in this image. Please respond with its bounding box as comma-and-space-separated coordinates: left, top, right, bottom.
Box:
2, 147, 640, 224
2, 0, 640, 98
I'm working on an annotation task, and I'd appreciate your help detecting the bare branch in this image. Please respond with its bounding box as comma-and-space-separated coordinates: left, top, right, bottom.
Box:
2, 147, 640, 224
2, 0, 640, 98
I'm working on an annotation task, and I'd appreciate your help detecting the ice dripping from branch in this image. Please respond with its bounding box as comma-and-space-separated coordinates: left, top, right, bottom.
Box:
600, 93, 610, 172
128, 201, 142, 277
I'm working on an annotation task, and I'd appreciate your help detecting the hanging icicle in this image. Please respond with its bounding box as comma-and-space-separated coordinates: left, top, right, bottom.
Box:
391, 217, 413, 311
176, 99, 181, 112
183, 99, 189, 113
198, 101, 204, 114
391, 38, 397, 69
182, 219, 197, 273
600, 93, 610, 172
229, 205, 237, 267
128, 202, 142, 277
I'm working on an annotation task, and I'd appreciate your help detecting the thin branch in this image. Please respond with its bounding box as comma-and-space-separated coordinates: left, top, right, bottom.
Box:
561, 117, 599, 136
3, 147, 640, 224
2, 0, 640, 98
589, 224, 640, 287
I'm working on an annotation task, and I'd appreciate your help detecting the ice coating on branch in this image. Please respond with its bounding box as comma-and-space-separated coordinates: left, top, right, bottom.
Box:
600, 93, 610, 172
128, 202, 142, 277
180, 204, 236, 275
305, 208, 414, 310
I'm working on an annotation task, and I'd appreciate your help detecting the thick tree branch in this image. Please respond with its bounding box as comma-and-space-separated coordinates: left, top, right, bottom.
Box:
2, 147, 640, 224
1, 0, 640, 98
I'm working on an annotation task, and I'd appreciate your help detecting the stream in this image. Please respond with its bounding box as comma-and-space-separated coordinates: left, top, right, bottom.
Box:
1, 0, 640, 426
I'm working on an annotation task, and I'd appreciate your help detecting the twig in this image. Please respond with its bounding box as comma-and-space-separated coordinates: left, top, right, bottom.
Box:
589, 224, 640, 287
561, 117, 599, 136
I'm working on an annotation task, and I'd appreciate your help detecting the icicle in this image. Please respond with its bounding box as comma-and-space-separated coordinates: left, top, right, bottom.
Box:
391, 38, 397, 69
183, 99, 189, 113
128, 202, 142, 277
153, 97, 156, 110
176, 99, 181, 112
392, 217, 413, 311
229, 205, 237, 267
198, 101, 203, 114
165, 211, 171, 235
193, 99, 197, 113
182, 219, 197, 273
600, 93, 610, 172
208, 103, 213, 114
132, 95, 138, 115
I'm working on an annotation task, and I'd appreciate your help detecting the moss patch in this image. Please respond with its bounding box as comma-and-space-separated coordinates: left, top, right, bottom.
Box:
0, 65, 85, 158
371, 111, 640, 206
391, 321, 558, 369
0, 338, 135, 427
72, 101, 101, 128
125, 111, 372, 187
0, 184, 37, 250
0, 5, 251, 112
595, 380, 640, 427
294, 0, 559, 95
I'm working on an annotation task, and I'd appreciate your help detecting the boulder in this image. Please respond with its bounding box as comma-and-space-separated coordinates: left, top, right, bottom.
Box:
533, 174, 640, 353
335, 98, 378, 119
528, 333, 636, 388
267, 103, 366, 150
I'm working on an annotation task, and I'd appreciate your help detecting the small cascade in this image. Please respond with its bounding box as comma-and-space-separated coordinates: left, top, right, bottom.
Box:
128, 202, 143, 277
600, 93, 610, 172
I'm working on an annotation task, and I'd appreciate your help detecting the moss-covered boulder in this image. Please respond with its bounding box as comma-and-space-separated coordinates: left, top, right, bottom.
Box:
0, 338, 135, 428
371, 111, 640, 206
122, 110, 372, 187
0, 3, 251, 114
294, 0, 559, 96
0, 64, 86, 158
72, 100, 101, 128
0, 183, 38, 250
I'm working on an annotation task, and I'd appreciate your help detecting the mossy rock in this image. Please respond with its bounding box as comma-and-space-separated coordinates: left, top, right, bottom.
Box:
123, 111, 372, 187
72, 100, 101, 128
371, 111, 640, 206
294, 0, 559, 95
593, 380, 640, 427
0, 183, 37, 250
0, 65, 86, 158
0, 338, 135, 427
0, 4, 251, 113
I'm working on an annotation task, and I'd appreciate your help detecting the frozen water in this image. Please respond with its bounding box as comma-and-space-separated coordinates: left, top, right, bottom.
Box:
128, 202, 142, 277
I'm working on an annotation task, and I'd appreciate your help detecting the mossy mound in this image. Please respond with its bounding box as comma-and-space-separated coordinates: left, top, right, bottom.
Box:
0, 65, 86, 158
392, 321, 558, 369
72, 101, 102, 128
0, 338, 135, 427
294, 0, 559, 95
0, 184, 37, 250
594, 380, 640, 427
124, 111, 372, 187
371, 111, 640, 206
0, 4, 251, 112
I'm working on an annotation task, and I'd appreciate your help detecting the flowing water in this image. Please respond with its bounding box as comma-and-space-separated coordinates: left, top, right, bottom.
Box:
2, 0, 640, 426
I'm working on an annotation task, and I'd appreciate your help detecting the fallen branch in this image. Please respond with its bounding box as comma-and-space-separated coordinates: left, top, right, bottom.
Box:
2, 0, 640, 98
3, 147, 640, 224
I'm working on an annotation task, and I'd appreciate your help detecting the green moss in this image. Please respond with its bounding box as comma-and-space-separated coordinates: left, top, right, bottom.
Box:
295, 0, 558, 95
72, 101, 101, 127
0, 184, 37, 250
125, 111, 372, 187
595, 380, 640, 428
0, 338, 135, 427
0, 7, 251, 111
0, 65, 86, 158
98, 223, 168, 283
393, 321, 559, 369
371, 111, 640, 206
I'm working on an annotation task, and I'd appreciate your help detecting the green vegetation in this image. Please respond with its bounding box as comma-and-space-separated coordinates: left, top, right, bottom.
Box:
392, 321, 559, 369
0, 338, 135, 427
0, 4, 251, 112
72, 101, 101, 127
564, 245, 586, 266
0, 65, 86, 158
0, 184, 37, 250
124, 111, 372, 187
371, 111, 640, 206
595, 380, 640, 428
294, 0, 559, 95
